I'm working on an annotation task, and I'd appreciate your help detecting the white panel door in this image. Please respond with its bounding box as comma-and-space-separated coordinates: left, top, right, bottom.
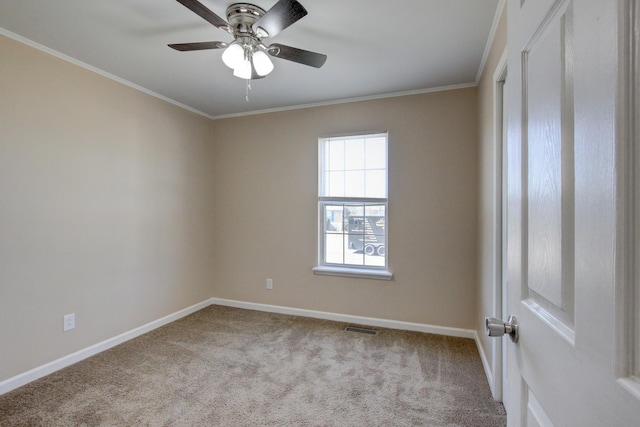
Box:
504, 0, 640, 425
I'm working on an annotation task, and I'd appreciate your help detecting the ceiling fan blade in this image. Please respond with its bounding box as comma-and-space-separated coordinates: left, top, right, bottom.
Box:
175, 0, 230, 32
168, 41, 228, 51
268, 43, 327, 68
255, 0, 307, 37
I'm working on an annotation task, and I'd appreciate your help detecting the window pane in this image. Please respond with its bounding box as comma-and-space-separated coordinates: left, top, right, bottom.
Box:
365, 252, 385, 267
365, 137, 387, 169
328, 139, 344, 170
319, 142, 328, 196
325, 233, 344, 264
321, 201, 387, 268
344, 206, 365, 266
365, 170, 386, 198
345, 242, 365, 266
328, 171, 345, 197
345, 204, 364, 243
320, 134, 387, 198
344, 170, 365, 198
363, 205, 385, 265
365, 204, 385, 217
344, 139, 365, 170
324, 205, 344, 233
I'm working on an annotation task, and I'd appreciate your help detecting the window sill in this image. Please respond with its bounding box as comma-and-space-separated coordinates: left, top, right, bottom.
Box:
312, 266, 393, 281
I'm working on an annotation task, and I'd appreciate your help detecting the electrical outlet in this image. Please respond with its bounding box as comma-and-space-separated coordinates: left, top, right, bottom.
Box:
266, 278, 273, 290
63, 313, 75, 332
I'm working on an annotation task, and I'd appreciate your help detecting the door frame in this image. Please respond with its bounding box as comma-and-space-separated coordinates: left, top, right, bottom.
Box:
617, 0, 640, 399
490, 48, 508, 403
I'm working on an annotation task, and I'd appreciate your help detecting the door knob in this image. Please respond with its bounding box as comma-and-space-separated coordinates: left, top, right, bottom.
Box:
485, 315, 519, 343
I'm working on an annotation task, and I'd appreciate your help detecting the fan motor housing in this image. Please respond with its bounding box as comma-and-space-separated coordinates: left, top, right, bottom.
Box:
226, 3, 265, 31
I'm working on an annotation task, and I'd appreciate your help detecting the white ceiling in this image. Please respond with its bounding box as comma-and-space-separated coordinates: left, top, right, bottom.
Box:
0, 0, 500, 118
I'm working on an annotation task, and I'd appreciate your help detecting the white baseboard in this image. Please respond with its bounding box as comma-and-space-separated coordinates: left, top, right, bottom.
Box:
0, 298, 214, 396
212, 298, 476, 339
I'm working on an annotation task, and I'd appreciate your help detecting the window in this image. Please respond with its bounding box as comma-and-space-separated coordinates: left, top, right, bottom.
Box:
313, 132, 392, 280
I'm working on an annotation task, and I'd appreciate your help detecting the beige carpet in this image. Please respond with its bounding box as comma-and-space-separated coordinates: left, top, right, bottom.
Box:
0, 305, 506, 426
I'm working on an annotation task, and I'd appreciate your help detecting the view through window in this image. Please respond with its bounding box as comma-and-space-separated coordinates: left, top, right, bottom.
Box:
318, 132, 388, 270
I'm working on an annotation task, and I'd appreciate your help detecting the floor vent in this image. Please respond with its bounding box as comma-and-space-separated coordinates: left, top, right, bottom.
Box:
344, 326, 377, 335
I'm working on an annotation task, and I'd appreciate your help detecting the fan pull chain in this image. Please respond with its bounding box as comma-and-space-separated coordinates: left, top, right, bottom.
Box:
245, 79, 252, 102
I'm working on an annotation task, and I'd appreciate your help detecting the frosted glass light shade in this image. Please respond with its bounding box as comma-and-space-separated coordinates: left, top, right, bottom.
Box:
233, 59, 252, 79
222, 44, 244, 69
252, 50, 274, 76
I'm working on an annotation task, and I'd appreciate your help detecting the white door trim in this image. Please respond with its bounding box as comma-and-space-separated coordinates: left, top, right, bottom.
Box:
616, 0, 640, 401
490, 47, 508, 403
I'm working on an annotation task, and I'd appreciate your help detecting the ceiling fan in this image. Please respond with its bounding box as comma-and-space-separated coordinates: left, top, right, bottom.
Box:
168, 0, 327, 80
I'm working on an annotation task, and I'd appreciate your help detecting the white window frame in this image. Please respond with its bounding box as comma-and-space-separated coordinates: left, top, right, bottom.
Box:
313, 132, 392, 280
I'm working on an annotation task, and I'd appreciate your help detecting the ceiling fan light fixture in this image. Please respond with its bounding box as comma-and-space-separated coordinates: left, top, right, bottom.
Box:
252, 50, 274, 76
222, 43, 244, 69
170, 0, 326, 82
233, 58, 252, 79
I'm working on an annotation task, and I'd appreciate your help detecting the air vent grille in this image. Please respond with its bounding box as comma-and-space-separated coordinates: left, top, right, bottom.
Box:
344, 326, 377, 335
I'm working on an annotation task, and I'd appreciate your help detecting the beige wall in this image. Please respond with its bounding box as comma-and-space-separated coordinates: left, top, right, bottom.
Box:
0, 35, 216, 381
210, 89, 479, 328
476, 4, 507, 397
